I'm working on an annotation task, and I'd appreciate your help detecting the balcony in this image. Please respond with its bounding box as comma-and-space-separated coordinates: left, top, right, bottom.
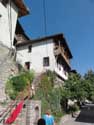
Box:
54, 47, 61, 55
54, 46, 70, 67
55, 66, 68, 80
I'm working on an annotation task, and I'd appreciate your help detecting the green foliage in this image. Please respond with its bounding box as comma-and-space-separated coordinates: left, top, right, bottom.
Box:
63, 72, 83, 101
68, 103, 79, 113
83, 70, 94, 101
61, 70, 94, 113
60, 72, 85, 112
5, 70, 34, 99
33, 71, 62, 121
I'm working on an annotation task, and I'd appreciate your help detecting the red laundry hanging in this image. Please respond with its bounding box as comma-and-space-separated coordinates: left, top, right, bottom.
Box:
4, 100, 24, 124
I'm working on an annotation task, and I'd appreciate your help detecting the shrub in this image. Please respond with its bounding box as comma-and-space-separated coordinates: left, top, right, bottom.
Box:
68, 103, 79, 113
33, 71, 63, 122
5, 70, 34, 100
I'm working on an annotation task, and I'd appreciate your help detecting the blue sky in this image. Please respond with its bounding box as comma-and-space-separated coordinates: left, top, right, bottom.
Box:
20, 0, 94, 75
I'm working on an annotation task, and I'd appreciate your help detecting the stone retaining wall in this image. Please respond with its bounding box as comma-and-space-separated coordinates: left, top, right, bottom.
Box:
0, 44, 18, 102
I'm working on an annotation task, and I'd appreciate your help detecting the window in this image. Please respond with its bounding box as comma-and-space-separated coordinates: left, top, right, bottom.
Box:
25, 62, 30, 70
43, 57, 50, 66
28, 45, 32, 52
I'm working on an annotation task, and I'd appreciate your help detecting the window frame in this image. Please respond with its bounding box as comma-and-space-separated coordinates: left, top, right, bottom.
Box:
28, 45, 32, 53
43, 57, 50, 67
25, 62, 30, 70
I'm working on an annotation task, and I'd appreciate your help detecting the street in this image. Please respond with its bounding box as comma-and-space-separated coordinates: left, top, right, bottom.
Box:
63, 104, 94, 125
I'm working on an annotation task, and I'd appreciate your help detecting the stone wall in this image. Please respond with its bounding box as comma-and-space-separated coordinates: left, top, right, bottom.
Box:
26, 100, 41, 125
0, 44, 18, 102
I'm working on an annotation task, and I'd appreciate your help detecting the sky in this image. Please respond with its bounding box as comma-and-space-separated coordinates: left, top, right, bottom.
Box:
19, 0, 94, 75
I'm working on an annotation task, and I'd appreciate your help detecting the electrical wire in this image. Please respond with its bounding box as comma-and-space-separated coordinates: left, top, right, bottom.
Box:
43, 0, 47, 36
43, 0, 48, 57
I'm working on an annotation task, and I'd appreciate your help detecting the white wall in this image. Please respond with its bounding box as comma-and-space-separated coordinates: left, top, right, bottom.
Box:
16, 45, 31, 66
16, 39, 56, 73
55, 65, 68, 80
31, 40, 56, 73
16, 39, 69, 80
0, 2, 18, 48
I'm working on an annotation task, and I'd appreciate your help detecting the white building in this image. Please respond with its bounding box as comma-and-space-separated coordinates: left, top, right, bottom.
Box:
16, 34, 73, 80
0, 0, 29, 48
0, 0, 29, 101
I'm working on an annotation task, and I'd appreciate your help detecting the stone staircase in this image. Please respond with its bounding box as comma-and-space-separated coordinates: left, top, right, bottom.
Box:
3, 99, 41, 125
0, 43, 43, 124
15, 74, 43, 125
1, 74, 42, 125
32, 73, 44, 91
26, 100, 32, 125
0, 43, 18, 102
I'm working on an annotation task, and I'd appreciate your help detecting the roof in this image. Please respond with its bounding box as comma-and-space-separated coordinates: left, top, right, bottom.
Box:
13, 0, 29, 17
15, 21, 30, 40
16, 33, 73, 58
14, 21, 30, 45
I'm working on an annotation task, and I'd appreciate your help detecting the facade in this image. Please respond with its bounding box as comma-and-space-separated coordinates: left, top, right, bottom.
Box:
0, 0, 29, 48
16, 34, 73, 80
0, 0, 29, 101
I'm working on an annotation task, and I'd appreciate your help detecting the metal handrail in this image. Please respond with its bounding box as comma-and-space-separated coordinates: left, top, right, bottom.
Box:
0, 85, 31, 124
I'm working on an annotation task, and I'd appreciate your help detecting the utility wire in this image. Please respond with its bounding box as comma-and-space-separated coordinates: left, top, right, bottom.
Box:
43, 0, 48, 57
43, 0, 47, 36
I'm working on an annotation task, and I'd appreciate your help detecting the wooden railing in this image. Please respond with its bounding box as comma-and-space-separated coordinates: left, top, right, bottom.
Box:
54, 46, 70, 67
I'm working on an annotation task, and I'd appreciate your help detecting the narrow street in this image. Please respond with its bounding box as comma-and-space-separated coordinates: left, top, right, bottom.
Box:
63, 104, 94, 125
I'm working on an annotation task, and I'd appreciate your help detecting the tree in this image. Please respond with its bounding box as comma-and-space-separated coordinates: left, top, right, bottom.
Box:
64, 72, 83, 101
60, 72, 86, 111
84, 70, 94, 102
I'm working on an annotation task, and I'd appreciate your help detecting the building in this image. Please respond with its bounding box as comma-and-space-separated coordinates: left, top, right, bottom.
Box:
0, 0, 29, 101
0, 0, 29, 48
16, 33, 73, 80
14, 20, 30, 46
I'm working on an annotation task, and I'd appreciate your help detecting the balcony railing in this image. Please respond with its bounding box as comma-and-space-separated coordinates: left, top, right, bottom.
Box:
55, 66, 68, 80
54, 46, 70, 67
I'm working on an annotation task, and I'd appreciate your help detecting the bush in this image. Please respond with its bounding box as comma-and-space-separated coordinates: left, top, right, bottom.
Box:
33, 71, 63, 122
5, 70, 34, 100
68, 103, 79, 113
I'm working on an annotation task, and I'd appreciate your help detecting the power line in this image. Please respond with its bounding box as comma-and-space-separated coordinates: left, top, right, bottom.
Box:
43, 0, 47, 36
43, 0, 48, 57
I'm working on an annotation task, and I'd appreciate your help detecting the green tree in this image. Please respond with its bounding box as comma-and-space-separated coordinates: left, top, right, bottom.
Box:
84, 70, 94, 102
64, 72, 83, 101
60, 72, 86, 112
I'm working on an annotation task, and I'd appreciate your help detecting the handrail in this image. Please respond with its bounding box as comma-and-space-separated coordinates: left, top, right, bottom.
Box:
0, 91, 22, 117
0, 93, 23, 123
0, 84, 31, 124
